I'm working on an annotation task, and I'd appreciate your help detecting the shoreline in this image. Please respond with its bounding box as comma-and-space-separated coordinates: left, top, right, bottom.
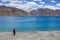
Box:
0, 31, 60, 40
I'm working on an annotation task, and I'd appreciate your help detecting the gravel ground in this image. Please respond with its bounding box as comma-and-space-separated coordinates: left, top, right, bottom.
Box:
0, 31, 60, 40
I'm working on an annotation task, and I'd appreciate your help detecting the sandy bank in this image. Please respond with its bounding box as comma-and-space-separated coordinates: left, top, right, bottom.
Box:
0, 31, 60, 40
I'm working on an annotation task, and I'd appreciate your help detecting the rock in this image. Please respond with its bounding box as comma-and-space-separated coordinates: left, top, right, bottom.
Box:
40, 38, 45, 40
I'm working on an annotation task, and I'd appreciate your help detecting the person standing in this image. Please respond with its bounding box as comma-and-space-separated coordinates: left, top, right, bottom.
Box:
13, 28, 16, 36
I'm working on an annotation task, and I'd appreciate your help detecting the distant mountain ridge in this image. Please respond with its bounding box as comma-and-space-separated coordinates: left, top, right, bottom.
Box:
0, 6, 60, 16
29, 8, 60, 16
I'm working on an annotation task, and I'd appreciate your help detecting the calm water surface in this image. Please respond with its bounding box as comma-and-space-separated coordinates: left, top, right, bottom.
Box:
0, 16, 60, 32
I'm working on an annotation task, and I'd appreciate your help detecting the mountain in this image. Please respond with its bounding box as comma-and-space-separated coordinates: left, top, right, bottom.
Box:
0, 6, 60, 16
29, 8, 60, 16
55, 9, 60, 16
0, 6, 28, 16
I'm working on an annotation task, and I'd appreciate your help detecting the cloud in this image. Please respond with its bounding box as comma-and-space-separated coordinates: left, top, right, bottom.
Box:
51, 0, 56, 3
2, 0, 25, 9
23, 1, 27, 2
9, 2, 37, 10
44, 5, 57, 10
11, 1, 23, 4
1, 0, 25, 4
37, 1, 45, 8
1, 0, 11, 2
0, 0, 60, 10
1, 0, 38, 10
24, 2, 38, 10
56, 3, 60, 7
15, 4, 26, 10
40, 1, 45, 5
25, 2, 37, 6
33, 0, 42, 1
6, 3, 18, 7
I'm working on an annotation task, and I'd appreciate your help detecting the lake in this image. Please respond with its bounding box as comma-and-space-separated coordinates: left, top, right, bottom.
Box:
0, 16, 60, 32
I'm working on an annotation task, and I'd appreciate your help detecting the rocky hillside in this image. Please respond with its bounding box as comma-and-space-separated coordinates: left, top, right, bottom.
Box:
29, 8, 60, 16
0, 6, 60, 16
0, 6, 28, 16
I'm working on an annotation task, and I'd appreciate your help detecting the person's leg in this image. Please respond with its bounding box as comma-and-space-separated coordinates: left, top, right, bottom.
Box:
13, 32, 14, 36
14, 32, 15, 36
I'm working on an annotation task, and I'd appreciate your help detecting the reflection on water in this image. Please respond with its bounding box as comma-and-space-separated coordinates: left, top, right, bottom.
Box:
0, 16, 60, 32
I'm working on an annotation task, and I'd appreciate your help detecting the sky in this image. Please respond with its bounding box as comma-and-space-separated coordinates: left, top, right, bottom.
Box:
0, 0, 60, 10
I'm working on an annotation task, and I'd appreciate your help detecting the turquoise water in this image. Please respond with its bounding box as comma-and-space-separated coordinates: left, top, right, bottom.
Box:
0, 16, 60, 32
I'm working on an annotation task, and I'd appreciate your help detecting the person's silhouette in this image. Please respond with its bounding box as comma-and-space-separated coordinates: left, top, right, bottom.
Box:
13, 28, 16, 36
